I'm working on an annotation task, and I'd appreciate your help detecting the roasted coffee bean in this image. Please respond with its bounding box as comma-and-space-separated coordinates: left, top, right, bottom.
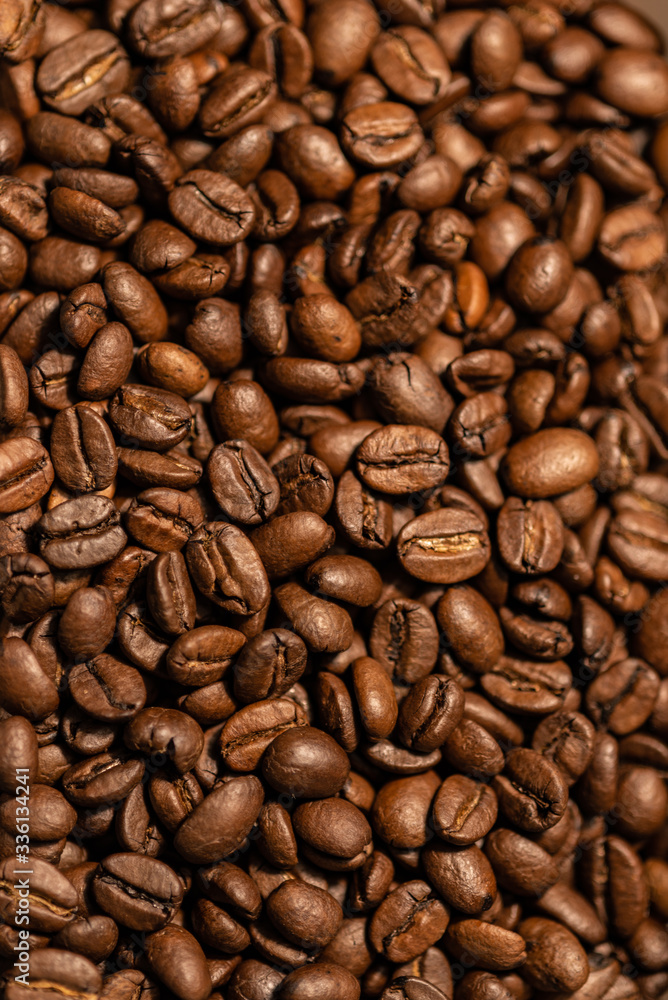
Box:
398, 509, 491, 584
109, 385, 192, 453
93, 854, 184, 931
585, 657, 659, 735
293, 796, 372, 870
519, 917, 588, 992
497, 498, 564, 575
62, 752, 145, 808
335, 471, 394, 550
503, 428, 599, 498
356, 425, 450, 495
422, 840, 496, 915
174, 776, 264, 864
397, 675, 465, 752
0, 437, 54, 513
349, 657, 397, 742
493, 748, 568, 832
145, 925, 212, 1000
211, 379, 279, 454
186, 521, 270, 615
68, 654, 146, 723
166, 625, 246, 687
125, 707, 204, 773
146, 550, 196, 636
220, 698, 307, 771
125, 488, 203, 553
262, 726, 350, 797
208, 441, 280, 525
50, 404, 117, 493
274, 581, 353, 653
432, 775, 498, 847
372, 771, 440, 851
341, 102, 424, 169
369, 881, 450, 963
102, 261, 168, 344
0, 553, 54, 623
37, 496, 126, 570
266, 879, 343, 949
436, 585, 503, 674
369, 597, 439, 684
3, 949, 102, 1000
36, 30, 130, 117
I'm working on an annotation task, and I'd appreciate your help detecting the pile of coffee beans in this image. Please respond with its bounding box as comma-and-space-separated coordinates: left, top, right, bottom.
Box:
2, 0, 668, 998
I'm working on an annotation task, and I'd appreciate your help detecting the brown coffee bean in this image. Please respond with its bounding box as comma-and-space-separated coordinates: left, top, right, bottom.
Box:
503, 428, 599, 499
50, 405, 117, 493
518, 917, 588, 993
186, 521, 270, 615
398, 675, 465, 752
293, 797, 372, 871
397, 509, 491, 584
432, 775, 498, 847
369, 881, 450, 963
422, 841, 497, 915
493, 748, 568, 832
372, 771, 440, 851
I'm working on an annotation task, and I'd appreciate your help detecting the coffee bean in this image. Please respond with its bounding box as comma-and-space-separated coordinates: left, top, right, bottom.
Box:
62, 752, 145, 808
125, 707, 203, 773
422, 841, 496, 914
369, 881, 450, 963
398, 509, 491, 584
493, 748, 568, 832
274, 581, 354, 653
293, 797, 372, 871
266, 879, 343, 948
68, 654, 146, 723
0, 437, 54, 513
36, 30, 130, 117
398, 675, 465, 752
102, 261, 168, 344
276, 963, 361, 1000
596, 47, 668, 117
356, 425, 449, 495
369, 597, 439, 684
3, 948, 102, 1000
372, 771, 440, 851
341, 103, 424, 169
445, 920, 526, 971
174, 775, 264, 864
503, 428, 599, 498
147, 550, 196, 635
93, 854, 184, 931
186, 521, 270, 614
335, 471, 394, 550
169, 170, 255, 248
50, 404, 117, 493
278, 125, 355, 201
585, 657, 659, 735
262, 726, 350, 797
432, 775, 498, 846
166, 625, 246, 687
519, 917, 588, 993
36, 496, 127, 570
145, 925, 212, 1000
109, 385, 192, 453
125, 488, 203, 553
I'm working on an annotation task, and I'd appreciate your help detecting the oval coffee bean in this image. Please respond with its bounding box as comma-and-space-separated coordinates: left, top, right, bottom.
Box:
397, 509, 491, 583
93, 854, 184, 931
